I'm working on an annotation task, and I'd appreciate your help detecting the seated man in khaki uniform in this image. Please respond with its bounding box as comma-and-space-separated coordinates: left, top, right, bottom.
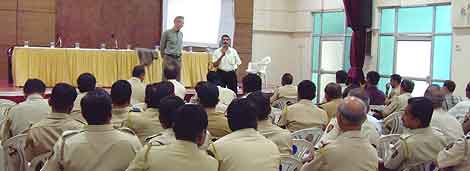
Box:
126, 104, 218, 171
425, 85, 464, 143
382, 97, 447, 170
70, 73, 97, 124
2, 79, 51, 141
374, 79, 414, 120
110, 80, 140, 128
42, 89, 142, 171
321, 88, 380, 146
437, 112, 470, 171
247, 91, 292, 156
124, 82, 174, 143
301, 96, 379, 171
279, 80, 328, 132
145, 96, 185, 146
24, 83, 84, 162
319, 83, 343, 122
195, 82, 231, 139
270, 73, 297, 103
210, 98, 280, 171
128, 65, 146, 105
385, 74, 402, 105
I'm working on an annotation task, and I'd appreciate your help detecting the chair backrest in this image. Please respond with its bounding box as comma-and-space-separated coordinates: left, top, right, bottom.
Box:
279, 156, 302, 171
383, 111, 405, 135
26, 152, 50, 171
269, 108, 283, 125
3, 134, 28, 171
377, 134, 401, 159
291, 139, 313, 161
0, 100, 16, 128
292, 127, 323, 145
402, 160, 437, 171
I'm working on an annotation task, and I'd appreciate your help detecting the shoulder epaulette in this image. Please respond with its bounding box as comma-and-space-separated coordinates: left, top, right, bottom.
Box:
117, 127, 136, 135
144, 133, 163, 144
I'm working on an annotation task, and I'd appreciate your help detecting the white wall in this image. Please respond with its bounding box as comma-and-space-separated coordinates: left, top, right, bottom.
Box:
253, 0, 468, 96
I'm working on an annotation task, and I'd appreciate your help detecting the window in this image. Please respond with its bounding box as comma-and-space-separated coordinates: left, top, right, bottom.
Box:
163, 0, 234, 47
312, 11, 351, 101
378, 5, 452, 97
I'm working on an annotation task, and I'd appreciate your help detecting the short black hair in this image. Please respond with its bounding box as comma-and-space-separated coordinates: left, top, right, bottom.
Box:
50, 83, 78, 111
221, 34, 231, 39
145, 81, 175, 108
81, 89, 112, 125
77, 73, 96, 93
298, 80, 316, 100
173, 104, 208, 142
206, 71, 222, 86
390, 74, 402, 83
336, 70, 348, 84
401, 79, 415, 93
23, 79, 46, 95
325, 83, 342, 99
281, 73, 293, 86
111, 80, 132, 105
159, 96, 185, 128
242, 74, 262, 93
466, 82, 470, 92
407, 97, 434, 127
132, 65, 146, 78
246, 91, 271, 121
366, 71, 380, 85
443, 80, 457, 93
195, 82, 219, 108
164, 66, 178, 80
226, 98, 258, 131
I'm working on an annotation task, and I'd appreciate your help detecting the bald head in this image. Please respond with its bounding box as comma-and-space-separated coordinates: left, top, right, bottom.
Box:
424, 84, 444, 109
337, 97, 367, 127
325, 83, 342, 101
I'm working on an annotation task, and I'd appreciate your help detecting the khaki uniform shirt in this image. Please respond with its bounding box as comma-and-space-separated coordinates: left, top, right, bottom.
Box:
384, 127, 447, 170
437, 133, 470, 171
270, 85, 297, 103
123, 108, 164, 143
206, 108, 231, 139
319, 98, 342, 122
321, 118, 380, 146
279, 100, 328, 132
386, 87, 401, 104
72, 92, 86, 112
2, 94, 50, 140
126, 140, 218, 171
111, 107, 132, 128
382, 93, 412, 117
431, 108, 464, 143
146, 128, 212, 150
128, 77, 146, 105
24, 112, 84, 161
210, 128, 280, 171
42, 124, 142, 171
258, 120, 292, 156
301, 131, 378, 171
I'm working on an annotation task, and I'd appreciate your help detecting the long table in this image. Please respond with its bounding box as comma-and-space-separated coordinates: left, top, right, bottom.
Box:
12, 47, 211, 87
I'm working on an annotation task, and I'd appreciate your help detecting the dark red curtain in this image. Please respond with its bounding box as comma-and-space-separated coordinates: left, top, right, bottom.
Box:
343, 0, 372, 84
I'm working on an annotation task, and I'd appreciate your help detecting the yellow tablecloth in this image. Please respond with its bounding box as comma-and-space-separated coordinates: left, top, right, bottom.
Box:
12, 47, 211, 87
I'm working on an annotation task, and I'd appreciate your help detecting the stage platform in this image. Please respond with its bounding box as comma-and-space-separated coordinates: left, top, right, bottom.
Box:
0, 80, 275, 103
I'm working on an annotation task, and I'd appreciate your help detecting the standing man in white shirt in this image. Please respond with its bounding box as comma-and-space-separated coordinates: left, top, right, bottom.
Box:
212, 34, 242, 93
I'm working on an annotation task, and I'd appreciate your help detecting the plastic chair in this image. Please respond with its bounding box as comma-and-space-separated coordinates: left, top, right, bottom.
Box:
279, 156, 302, 171
377, 134, 400, 159
402, 160, 438, 171
3, 134, 28, 171
272, 97, 297, 110
383, 111, 405, 135
27, 152, 50, 171
291, 139, 313, 161
292, 128, 324, 145
269, 108, 283, 125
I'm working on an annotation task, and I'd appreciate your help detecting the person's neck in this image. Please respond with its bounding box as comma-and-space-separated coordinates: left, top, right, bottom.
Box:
172, 27, 179, 32
52, 109, 70, 114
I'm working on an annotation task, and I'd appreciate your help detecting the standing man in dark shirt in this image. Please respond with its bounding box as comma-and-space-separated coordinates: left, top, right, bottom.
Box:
160, 16, 184, 81
365, 71, 385, 105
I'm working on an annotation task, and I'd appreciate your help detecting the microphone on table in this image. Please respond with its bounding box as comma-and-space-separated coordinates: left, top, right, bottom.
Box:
111, 33, 119, 49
